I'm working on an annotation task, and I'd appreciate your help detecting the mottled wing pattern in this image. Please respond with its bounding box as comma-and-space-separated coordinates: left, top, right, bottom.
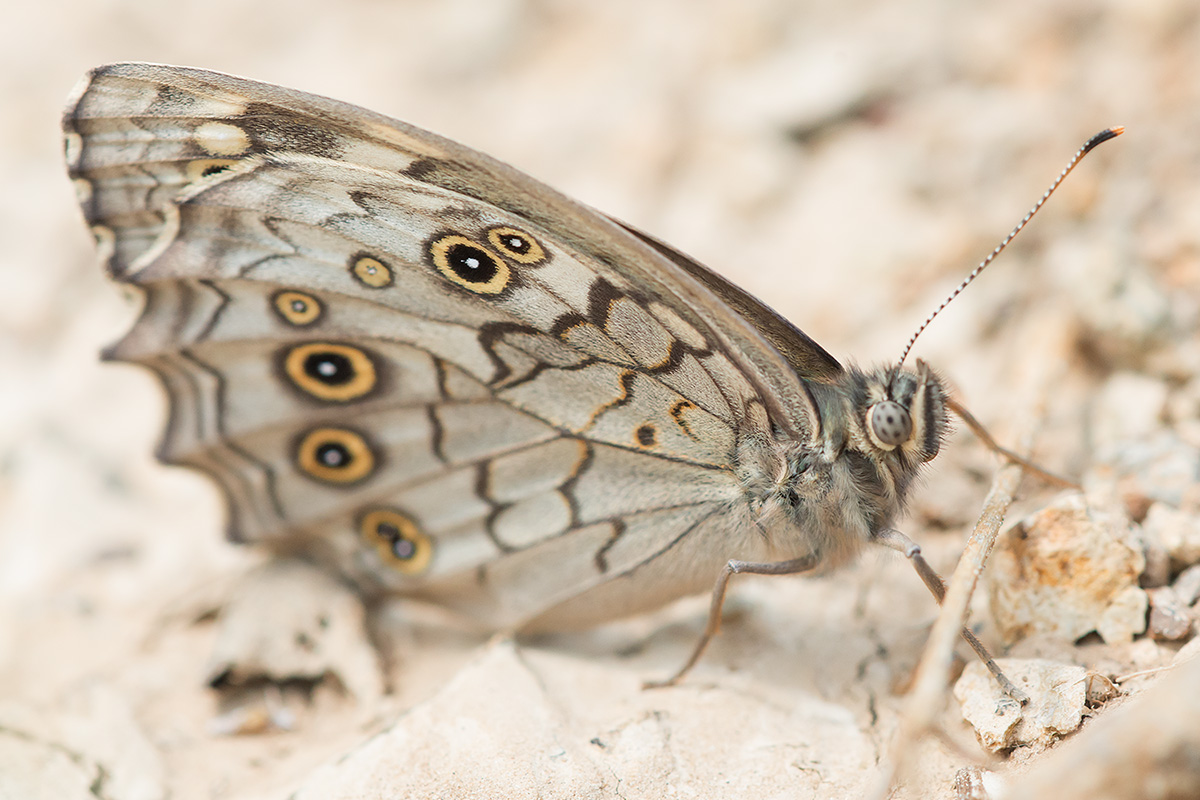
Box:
64, 63, 819, 629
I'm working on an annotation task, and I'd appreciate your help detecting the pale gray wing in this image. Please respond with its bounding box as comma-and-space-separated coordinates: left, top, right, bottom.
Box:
64, 63, 820, 628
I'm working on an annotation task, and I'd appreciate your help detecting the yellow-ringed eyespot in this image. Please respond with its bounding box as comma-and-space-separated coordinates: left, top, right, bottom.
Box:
429, 234, 510, 294
349, 253, 393, 288
359, 508, 433, 576
487, 226, 546, 264
295, 428, 376, 484
282, 343, 378, 402
272, 290, 323, 327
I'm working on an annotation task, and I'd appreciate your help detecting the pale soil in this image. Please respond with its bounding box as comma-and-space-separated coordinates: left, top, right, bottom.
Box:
3, 2, 1198, 798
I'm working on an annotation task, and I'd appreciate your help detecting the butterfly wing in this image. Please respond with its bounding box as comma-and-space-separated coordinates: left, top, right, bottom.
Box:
612, 221, 845, 384
64, 62, 831, 629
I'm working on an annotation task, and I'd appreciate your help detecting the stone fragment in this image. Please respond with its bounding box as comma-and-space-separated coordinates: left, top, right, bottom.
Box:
953, 766, 996, 800
1172, 563, 1200, 606
1095, 586, 1151, 645
988, 494, 1147, 645
1146, 587, 1194, 641
206, 559, 384, 706
1002, 653, 1200, 800
954, 659, 1087, 753
1141, 502, 1200, 566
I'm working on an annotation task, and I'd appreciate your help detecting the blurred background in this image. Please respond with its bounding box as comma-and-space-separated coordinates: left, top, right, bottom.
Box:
1, 1, 1196, 798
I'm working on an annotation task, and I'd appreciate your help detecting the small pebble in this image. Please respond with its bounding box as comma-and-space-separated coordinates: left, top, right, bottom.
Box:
988, 494, 1147, 645
1172, 563, 1200, 606
1142, 502, 1200, 566
954, 659, 1087, 753
1146, 586, 1194, 641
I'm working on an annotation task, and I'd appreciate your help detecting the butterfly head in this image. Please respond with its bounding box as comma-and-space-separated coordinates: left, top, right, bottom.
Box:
743, 360, 949, 569
847, 359, 947, 468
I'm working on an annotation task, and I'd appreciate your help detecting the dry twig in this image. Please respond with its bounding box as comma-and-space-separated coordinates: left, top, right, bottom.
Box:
869, 453, 1026, 798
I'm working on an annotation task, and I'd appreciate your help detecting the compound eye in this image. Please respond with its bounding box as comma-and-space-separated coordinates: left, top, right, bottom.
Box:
868, 401, 912, 449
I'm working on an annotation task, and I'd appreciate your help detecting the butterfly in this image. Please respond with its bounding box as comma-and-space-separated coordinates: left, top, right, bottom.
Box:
64, 63, 1113, 691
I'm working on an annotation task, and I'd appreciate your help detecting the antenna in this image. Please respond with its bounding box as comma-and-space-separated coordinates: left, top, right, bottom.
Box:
896, 126, 1124, 367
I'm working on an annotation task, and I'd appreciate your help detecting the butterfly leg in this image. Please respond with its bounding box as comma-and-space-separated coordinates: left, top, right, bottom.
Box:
946, 397, 1079, 491
874, 528, 1029, 703
643, 554, 819, 689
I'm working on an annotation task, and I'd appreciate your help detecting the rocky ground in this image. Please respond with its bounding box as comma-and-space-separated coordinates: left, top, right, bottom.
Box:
2, 1, 1198, 798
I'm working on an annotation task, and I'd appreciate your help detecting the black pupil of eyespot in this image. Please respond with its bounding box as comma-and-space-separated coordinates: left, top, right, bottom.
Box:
447, 243, 497, 283
316, 442, 350, 467
377, 522, 415, 560
291, 299, 307, 312
304, 352, 353, 385
504, 235, 528, 253
637, 425, 655, 445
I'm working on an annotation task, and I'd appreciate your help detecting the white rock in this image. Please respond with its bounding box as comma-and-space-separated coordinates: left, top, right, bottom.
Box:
0, 726, 97, 800
206, 559, 384, 705
987, 494, 1147, 645
58, 685, 167, 800
1095, 585, 1151, 645
1142, 502, 1200, 566
1089, 372, 1170, 458
1146, 586, 1195, 641
290, 640, 879, 799
954, 659, 1088, 752
1172, 563, 1200, 606
0, 689, 166, 800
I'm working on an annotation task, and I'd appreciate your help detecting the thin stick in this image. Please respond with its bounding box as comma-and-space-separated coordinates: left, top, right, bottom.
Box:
869, 452, 1025, 799
1113, 665, 1177, 684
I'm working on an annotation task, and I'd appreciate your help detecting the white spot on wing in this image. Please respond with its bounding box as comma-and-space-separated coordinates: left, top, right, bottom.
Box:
195, 121, 251, 156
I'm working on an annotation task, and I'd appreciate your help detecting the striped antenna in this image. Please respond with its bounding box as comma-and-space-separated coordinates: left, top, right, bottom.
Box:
897, 126, 1124, 367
